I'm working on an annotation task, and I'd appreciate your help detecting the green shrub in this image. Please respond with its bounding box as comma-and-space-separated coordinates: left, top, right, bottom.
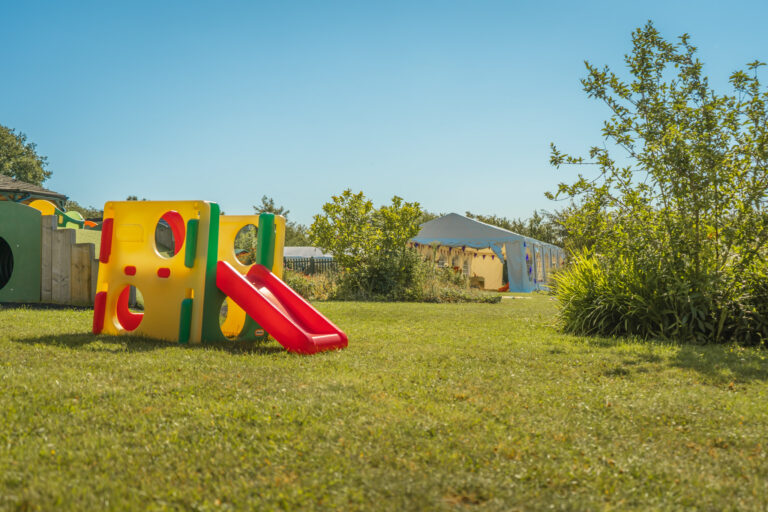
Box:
283, 269, 337, 301
333, 251, 500, 303
555, 252, 768, 345
726, 263, 768, 345
284, 252, 500, 304
549, 23, 768, 344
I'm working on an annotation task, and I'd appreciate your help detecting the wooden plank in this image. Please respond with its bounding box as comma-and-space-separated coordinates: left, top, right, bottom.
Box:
70, 243, 91, 306
40, 216, 55, 302
52, 229, 74, 304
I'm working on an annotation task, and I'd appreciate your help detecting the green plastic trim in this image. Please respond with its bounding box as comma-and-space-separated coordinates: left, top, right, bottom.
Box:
200, 203, 224, 342
178, 298, 194, 344
54, 208, 85, 228
256, 213, 275, 269
184, 219, 199, 268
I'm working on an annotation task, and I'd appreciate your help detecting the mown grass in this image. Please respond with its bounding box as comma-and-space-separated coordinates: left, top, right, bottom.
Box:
1, 297, 767, 511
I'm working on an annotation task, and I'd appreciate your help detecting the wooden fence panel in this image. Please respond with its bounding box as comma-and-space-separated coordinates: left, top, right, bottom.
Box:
51, 229, 74, 304
70, 243, 94, 305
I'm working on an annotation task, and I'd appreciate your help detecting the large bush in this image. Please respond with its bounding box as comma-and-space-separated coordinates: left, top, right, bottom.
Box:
309, 190, 423, 300
550, 22, 768, 344
308, 190, 500, 303
286, 254, 500, 304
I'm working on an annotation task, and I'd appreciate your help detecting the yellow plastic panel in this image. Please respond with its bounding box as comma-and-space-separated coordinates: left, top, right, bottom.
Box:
95, 201, 213, 343
26, 199, 57, 216
216, 215, 262, 338
272, 215, 286, 279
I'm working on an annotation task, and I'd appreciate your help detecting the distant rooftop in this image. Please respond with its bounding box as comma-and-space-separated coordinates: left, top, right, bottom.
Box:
0, 175, 68, 204
284, 246, 333, 259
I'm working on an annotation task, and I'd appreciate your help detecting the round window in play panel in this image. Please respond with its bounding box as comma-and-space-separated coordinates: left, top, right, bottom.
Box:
219, 297, 242, 340
154, 211, 185, 258
116, 285, 144, 331
0, 237, 13, 290
234, 224, 258, 265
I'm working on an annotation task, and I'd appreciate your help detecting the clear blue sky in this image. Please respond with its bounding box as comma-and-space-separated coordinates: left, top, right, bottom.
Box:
2, 0, 767, 225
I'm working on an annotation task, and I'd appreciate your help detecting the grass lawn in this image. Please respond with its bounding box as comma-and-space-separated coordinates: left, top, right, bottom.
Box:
1, 296, 767, 510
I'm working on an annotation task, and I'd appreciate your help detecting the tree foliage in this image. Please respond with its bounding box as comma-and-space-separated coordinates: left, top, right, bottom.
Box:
252, 195, 310, 246
0, 124, 50, 185
253, 195, 288, 217
550, 22, 768, 344
309, 190, 423, 298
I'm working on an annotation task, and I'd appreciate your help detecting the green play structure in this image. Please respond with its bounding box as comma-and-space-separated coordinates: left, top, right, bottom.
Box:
0, 201, 42, 303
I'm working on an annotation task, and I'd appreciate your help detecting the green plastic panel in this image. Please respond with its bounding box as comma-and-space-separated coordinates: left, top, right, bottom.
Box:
237, 213, 276, 341
178, 298, 194, 344
256, 214, 275, 270
184, 219, 199, 268
199, 209, 276, 343
200, 202, 225, 342
0, 202, 42, 302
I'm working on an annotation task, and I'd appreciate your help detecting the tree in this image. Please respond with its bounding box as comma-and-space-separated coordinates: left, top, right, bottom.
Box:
253, 195, 289, 217
252, 195, 310, 246
418, 210, 442, 224
549, 21, 768, 343
0, 124, 50, 185
310, 190, 422, 297
309, 190, 378, 272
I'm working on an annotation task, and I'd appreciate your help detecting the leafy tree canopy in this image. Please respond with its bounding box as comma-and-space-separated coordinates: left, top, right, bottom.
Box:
0, 124, 50, 185
309, 190, 422, 294
253, 195, 289, 217
252, 195, 310, 246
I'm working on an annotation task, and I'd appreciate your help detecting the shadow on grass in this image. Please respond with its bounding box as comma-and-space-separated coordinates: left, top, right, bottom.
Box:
11, 332, 286, 355
670, 344, 768, 384
577, 334, 768, 383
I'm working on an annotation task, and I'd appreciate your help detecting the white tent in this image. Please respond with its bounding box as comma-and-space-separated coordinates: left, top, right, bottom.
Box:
411, 213, 565, 292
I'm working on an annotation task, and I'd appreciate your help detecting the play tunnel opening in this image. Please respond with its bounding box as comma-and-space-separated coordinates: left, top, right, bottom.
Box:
218, 294, 267, 341
234, 224, 257, 265
218, 296, 242, 340
116, 285, 144, 331
155, 211, 185, 258
0, 237, 13, 291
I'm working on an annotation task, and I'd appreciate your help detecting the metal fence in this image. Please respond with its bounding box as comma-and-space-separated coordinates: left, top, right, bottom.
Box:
284, 257, 337, 275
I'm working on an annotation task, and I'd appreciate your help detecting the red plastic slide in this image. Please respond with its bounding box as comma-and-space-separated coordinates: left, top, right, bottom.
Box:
215, 261, 348, 354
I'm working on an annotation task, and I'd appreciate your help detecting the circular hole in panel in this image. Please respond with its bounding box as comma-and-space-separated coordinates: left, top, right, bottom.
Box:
155, 211, 185, 258
234, 224, 258, 265
219, 297, 245, 340
0, 237, 13, 290
116, 285, 144, 331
